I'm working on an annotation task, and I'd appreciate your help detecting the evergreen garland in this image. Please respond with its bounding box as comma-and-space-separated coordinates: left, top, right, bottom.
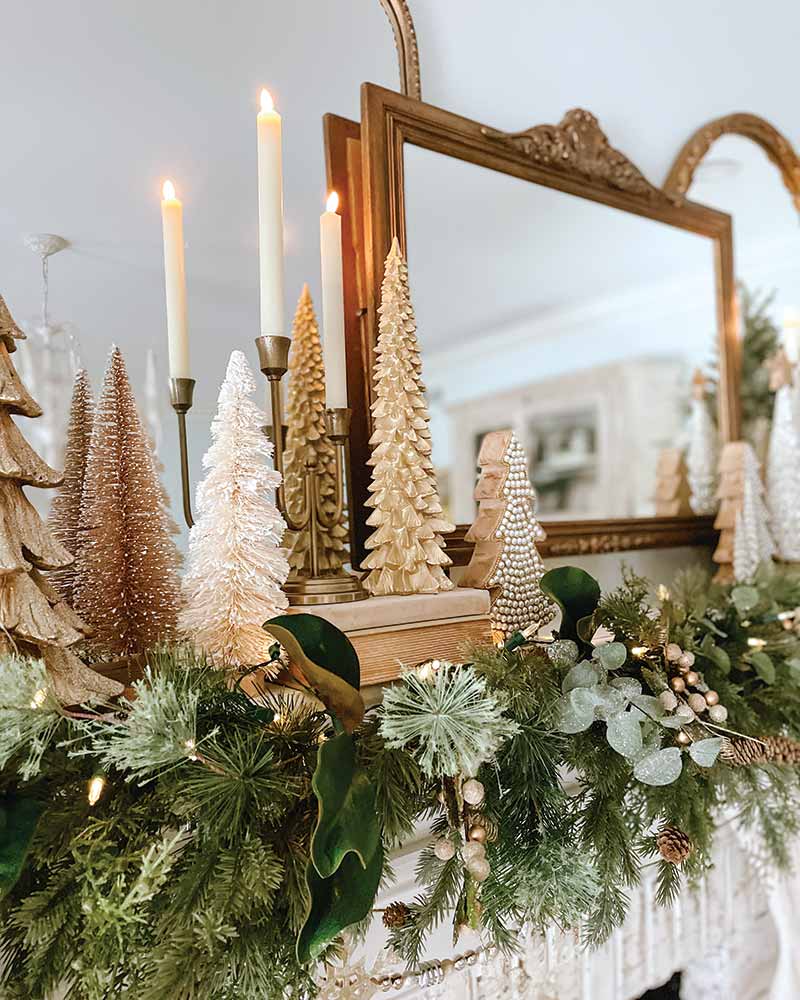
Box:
2, 562, 800, 996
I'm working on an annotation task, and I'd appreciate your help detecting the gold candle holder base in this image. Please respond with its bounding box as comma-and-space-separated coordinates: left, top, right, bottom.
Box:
283, 572, 368, 605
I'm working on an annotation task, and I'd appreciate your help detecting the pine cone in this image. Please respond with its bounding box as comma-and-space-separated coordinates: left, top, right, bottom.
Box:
657, 826, 693, 864
382, 901, 411, 929
721, 736, 766, 767
762, 735, 800, 765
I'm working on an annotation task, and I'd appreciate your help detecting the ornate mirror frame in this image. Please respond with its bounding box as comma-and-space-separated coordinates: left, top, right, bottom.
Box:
328, 85, 740, 566
664, 112, 800, 213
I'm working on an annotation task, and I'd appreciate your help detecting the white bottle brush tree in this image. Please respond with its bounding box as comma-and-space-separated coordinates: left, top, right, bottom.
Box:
686, 369, 718, 515
733, 442, 776, 582
765, 350, 800, 561
181, 350, 289, 670
362, 237, 454, 595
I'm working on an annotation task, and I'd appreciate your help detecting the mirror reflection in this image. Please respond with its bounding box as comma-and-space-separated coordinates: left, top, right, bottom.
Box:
404, 145, 720, 525
686, 134, 800, 462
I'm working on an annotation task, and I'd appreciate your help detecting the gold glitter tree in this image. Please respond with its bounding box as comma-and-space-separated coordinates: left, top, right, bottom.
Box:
75, 346, 182, 657
0, 294, 121, 704
362, 238, 454, 596
47, 368, 94, 606
283, 284, 348, 575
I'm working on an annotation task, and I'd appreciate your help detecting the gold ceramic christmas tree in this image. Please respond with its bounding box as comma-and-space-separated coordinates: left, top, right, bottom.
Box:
362, 238, 455, 596
283, 284, 348, 576
48, 369, 94, 605
653, 448, 692, 517
0, 294, 121, 704
75, 346, 182, 657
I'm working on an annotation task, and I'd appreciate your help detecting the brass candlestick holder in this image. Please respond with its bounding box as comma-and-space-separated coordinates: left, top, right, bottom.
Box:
255, 334, 367, 605
169, 377, 196, 528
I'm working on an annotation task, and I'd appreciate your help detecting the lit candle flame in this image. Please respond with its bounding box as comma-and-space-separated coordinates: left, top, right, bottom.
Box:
162, 179, 177, 201
326, 191, 339, 214
88, 775, 106, 807
260, 88, 274, 113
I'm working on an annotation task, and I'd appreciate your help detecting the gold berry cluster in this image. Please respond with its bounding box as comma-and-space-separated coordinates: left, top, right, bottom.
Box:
660, 642, 727, 745
433, 777, 494, 884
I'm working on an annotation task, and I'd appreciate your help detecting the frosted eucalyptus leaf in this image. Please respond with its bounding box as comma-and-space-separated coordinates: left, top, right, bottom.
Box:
750, 651, 775, 685
557, 688, 603, 734
633, 747, 683, 786
593, 686, 628, 721
562, 661, 602, 693
659, 716, 686, 729
594, 642, 628, 671
688, 737, 723, 768
605, 713, 643, 759
708, 645, 731, 674
731, 585, 760, 614
610, 677, 642, 699
548, 640, 579, 671
629, 694, 665, 719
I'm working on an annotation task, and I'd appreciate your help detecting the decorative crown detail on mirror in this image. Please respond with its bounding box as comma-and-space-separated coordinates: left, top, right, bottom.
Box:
664, 112, 800, 212
481, 109, 677, 204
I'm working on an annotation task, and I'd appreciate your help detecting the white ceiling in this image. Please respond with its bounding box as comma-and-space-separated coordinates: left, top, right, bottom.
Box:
2, 0, 799, 516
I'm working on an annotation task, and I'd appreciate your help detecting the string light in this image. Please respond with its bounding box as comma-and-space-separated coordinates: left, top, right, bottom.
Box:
747, 637, 767, 649
184, 739, 199, 761
631, 646, 649, 658
87, 775, 106, 806
29, 688, 47, 709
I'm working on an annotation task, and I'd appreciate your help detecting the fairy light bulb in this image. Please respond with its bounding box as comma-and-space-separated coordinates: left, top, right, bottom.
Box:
29, 688, 47, 709
87, 775, 106, 806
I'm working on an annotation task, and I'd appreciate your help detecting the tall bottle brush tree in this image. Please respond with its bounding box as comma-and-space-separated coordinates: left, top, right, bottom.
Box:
283, 284, 348, 575
0, 295, 121, 703
180, 350, 290, 670
362, 238, 454, 596
765, 350, 800, 561
75, 346, 182, 658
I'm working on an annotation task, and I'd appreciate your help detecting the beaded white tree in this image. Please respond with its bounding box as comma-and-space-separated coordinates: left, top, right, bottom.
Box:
765, 350, 800, 561
733, 443, 776, 582
180, 350, 289, 670
460, 430, 554, 639
686, 369, 718, 515
362, 238, 454, 596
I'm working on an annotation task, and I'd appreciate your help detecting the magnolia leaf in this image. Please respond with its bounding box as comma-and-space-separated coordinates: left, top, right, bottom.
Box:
750, 651, 776, 685
557, 687, 603, 734
731, 585, 760, 614
540, 567, 601, 642
610, 676, 643, 699
0, 796, 44, 897
594, 642, 628, 671
264, 616, 364, 732
688, 737, 723, 768
633, 747, 683, 786
296, 841, 383, 963
606, 713, 643, 759
562, 660, 603, 693
310, 732, 380, 879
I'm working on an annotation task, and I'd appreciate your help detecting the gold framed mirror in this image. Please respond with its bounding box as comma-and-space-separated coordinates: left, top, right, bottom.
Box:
329, 85, 740, 566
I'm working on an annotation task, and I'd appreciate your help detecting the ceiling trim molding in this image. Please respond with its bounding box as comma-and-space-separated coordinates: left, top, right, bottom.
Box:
664, 113, 800, 215
377, 0, 422, 100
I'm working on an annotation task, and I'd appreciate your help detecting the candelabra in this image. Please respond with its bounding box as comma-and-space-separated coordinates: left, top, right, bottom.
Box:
255, 334, 367, 604
169, 377, 195, 528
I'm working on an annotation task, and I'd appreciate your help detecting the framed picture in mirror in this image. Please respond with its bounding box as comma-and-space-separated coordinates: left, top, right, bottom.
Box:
327, 86, 740, 565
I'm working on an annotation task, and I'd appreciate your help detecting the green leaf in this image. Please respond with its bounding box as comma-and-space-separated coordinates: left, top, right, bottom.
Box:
264, 615, 365, 732
310, 732, 381, 878
540, 567, 601, 642
594, 642, 628, 671
750, 651, 776, 685
0, 795, 44, 896
606, 713, 643, 759
633, 747, 683, 786
688, 737, 723, 768
557, 687, 603, 733
787, 658, 800, 684
708, 645, 731, 675
296, 841, 383, 963
562, 661, 603, 693
731, 585, 760, 614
